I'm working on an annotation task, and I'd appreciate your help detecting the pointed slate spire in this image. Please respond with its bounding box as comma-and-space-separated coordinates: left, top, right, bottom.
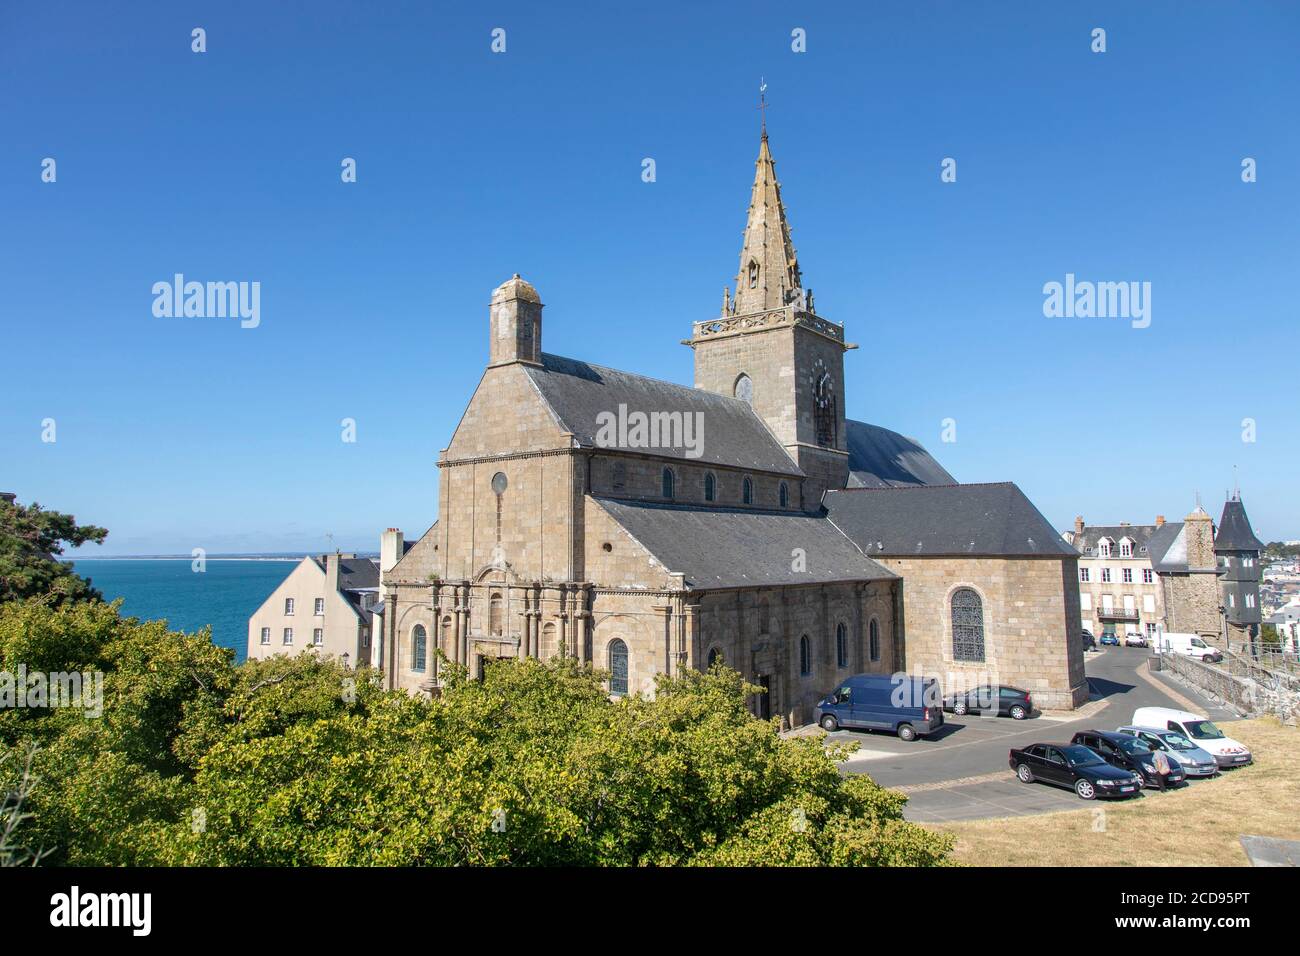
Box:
1216, 493, 1265, 552
732, 129, 803, 315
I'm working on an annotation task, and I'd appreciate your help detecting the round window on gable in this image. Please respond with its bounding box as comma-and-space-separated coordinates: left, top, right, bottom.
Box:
491, 472, 508, 495
602, 542, 613, 553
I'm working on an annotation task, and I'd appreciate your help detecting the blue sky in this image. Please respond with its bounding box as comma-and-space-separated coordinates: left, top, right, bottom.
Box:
3, 0, 1297, 555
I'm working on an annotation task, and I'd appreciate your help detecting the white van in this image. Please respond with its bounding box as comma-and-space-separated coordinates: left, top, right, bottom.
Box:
1156, 632, 1223, 663
1130, 707, 1252, 768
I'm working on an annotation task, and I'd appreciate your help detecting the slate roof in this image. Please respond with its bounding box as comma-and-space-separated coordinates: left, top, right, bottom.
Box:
1071, 524, 1160, 557
845, 419, 956, 489
523, 354, 802, 476
311, 555, 380, 590
593, 497, 895, 590
823, 482, 1077, 558
1145, 522, 1191, 572
1215, 498, 1265, 552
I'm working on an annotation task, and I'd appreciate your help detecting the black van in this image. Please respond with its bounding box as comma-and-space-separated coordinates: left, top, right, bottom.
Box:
813, 674, 944, 741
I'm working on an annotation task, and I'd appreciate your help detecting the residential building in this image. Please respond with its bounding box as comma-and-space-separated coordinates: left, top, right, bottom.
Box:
1267, 597, 1300, 654
1064, 517, 1165, 641
1066, 505, 1232, 647
247, 552, 379, 665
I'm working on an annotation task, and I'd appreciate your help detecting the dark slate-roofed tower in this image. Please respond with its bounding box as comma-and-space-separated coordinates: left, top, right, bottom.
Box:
1216, 492, 1265, 639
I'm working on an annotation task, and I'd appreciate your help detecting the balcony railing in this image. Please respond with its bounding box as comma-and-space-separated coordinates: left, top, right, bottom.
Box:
1098, 607, 1140, 621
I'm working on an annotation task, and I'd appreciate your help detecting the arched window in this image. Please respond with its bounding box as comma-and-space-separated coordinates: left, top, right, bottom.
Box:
707, 646, 722, 669
704, 472, 716, 502
542, 621, 557, 658
412, 624, 427, 672
748, 260, 759, 289
742, 477, 753, 505
662, 467, 674, 500
869, 619, 880, 662
836, 623, 848, 668
733, 374, 753, 404
441, 616, 453, 659
608, 639, 629, 696
799, 635, 811, 675
813, 373, 837, 447
779, 481, 789, 508
951, 588, 986, 663
489, 592, 504, 636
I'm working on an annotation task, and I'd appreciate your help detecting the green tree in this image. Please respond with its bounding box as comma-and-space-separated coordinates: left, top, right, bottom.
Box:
163, 659, 952, 867
1260, 623, 1281, 651
0, 598, 231, 864
0, 497, 107, 605
3, 597, 952, 867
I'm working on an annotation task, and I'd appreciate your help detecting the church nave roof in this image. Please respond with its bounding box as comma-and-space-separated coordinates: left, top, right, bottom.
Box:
524, 353, 803, 476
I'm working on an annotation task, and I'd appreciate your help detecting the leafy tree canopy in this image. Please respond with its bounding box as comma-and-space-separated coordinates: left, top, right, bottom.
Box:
1, 597, 952, 867
0, 498, 107, 605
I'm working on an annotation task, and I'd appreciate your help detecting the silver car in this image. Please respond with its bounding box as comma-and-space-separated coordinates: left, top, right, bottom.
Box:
1116, 725, 1219, 778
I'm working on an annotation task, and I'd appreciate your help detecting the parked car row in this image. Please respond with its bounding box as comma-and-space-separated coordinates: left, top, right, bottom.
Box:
1087, 628, 1226, 664
1010, 707, 1253, 800
1088, 630, 1150, 648
815, 677, 1044, 743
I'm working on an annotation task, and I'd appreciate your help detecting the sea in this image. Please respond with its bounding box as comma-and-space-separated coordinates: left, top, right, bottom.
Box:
69, 558, 301, 663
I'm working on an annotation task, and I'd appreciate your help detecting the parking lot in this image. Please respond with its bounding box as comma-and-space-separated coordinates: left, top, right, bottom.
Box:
823, 646, 1239, 822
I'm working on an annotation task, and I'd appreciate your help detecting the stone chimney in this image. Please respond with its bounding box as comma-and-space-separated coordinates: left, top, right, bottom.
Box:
1156, 514, 1165, 528
325, 552, 342, 593
1183, 507, 1216, 570
489, 274, 543, 367
1074, 516, 1085, 536
379, 528, 404, 601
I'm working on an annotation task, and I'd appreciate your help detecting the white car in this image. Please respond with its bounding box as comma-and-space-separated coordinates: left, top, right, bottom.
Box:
1131, 707, 1252, 768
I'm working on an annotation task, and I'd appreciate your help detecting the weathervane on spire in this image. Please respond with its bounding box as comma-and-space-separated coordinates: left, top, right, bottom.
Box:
758, 78, 768, 138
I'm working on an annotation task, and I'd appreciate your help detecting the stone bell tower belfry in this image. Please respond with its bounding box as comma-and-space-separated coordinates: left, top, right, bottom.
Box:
489, 273, 543, 367
686, 90, 855, 502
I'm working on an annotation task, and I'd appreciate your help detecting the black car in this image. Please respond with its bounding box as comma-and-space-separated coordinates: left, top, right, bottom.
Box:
1070, 730, 1186, 789
944, 685, 1033, 720
1081, 631, 1097, 651
1009, 743, 1143, 800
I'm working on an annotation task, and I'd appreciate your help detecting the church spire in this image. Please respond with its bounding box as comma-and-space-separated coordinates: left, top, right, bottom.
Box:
730, 92, 803, 316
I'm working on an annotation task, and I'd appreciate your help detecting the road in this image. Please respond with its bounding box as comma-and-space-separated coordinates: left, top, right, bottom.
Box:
824, 646, 1239, 822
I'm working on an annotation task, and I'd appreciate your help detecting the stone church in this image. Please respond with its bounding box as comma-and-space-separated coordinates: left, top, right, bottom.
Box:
377, 127, 1086, 726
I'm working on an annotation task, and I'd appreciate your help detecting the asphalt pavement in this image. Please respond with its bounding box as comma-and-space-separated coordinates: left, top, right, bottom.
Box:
823, 646, 1240, 823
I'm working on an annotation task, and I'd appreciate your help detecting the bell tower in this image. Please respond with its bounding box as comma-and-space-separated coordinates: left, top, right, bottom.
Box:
685, 107, 854, 501
489, 273, 543, 367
